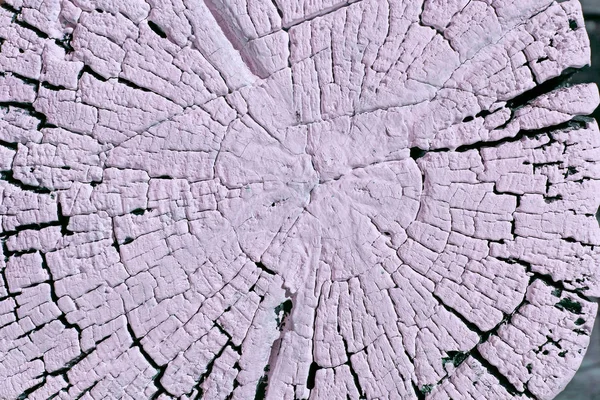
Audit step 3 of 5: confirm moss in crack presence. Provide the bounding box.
[254,364,270,400]
[275,299,293,330]
[554,297,583,314]
[441,351,469,368]
[419,384,434,395]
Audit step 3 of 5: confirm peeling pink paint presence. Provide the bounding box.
[0,0,599,399]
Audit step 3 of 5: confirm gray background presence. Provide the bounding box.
[555,1,600,399]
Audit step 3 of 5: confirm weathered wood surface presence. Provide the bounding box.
[0,0,599,399]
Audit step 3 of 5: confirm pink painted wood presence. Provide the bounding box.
[0,0,598,399]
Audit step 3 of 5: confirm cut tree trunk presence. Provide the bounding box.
[0,0,598,399]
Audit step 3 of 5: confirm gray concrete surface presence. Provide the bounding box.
[582,0,600,16]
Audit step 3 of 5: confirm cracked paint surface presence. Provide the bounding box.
[0,0,599,399]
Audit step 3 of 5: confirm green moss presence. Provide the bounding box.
[554,297,582,314]
[274,299,293,330]
[254,364,270,400]
[420,384,434,395]
[442,351,469,368]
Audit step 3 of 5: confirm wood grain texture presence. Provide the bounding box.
[0,0,598,399]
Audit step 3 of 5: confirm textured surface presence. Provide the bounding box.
[0,0,599,399]
[555,5,600,399]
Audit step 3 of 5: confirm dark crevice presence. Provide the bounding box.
[339,336,365,399]
[111,237,121,252]
[117,77,154,94]
[34,351,88,379]
[255,261,276,275]
[531,161,562,172]
[8,11,49,40]
[0,138,18,150]
[4,248,37,260]
[0,219,65,241]
[498,256,592,300]
[274,299,293,330]
[57,203,73,236]
[0,2,19,14]
[406,117,589,165]
[78,65,108,82]
[10,252,99,395]
[125,322,174,399]
[191,342,231,400]
[0,170,52,193]
[10,72,40,89]
[55,33,74,54]
[0,101,54,130]
[544,194,563,204]
[306,362,319,390]
[410,147,426,160]
[431,292,485,339]
[0,241,14,296]
[430,275,535,393]
[564,166,578,178]
[252,296,295,399]
[74,381,99,400]
[536,56,550,64]
[130,208,148,216]
[569,19,578,30]
[40,252,83,334]
[441,351,469,368]
[254,364,270,400]
[282,1,359,29]
[469,348,535,398]
[225,363,242,400]
[533,336,563,355]
[41,81,68,92]
[147,21,167,39]
[476,109,492,119]
[271,0,284,19]
[413,382,429,400]
[506,67,585,110]
[455,118,588,153]
[414,382,433,399]
[555,297,583,314]
[16,380,46,400]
